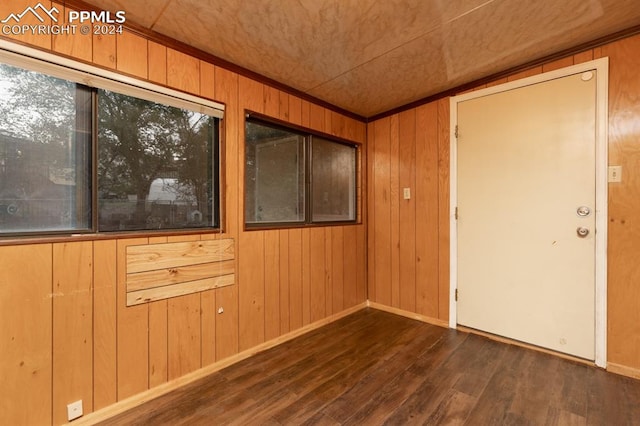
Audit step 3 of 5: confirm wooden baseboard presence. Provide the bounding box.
[607,362,640,380]
[68,302,367,426]
[367,301,449,328]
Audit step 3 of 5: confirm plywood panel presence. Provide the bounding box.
[301,228,312,326]
[146,237,168,390]
[264,230,281,341]
[279,230,291,334]
[117,237,149,400]
[263,85,280,116]
[309,227,327,322]
[415,102,440,318]
[367,122,376,301]
[343,225,358,308]
[52,241,93,425]
[214,67,239,237]
[332,226,345,313]
[0,244,52,425]
[389,114,401,308]
[279,91,290,121]
[507,66,542,82]
[437,98,451,321]
[126,239,234,273]
[168,292,202,379]
[288,228,303,330]
[356,223,368,303]
[324,228,333,315]
[148,41,167,84]
[93,32,117,69]
[216,284,239,360]
[573,50,594,65]
[93,239,117,410]
[52,5,92,61]
[289,96,303,126]
[116,30,148,78]
[398,109,417,313]
[200,286,217,366]
[0,0,52,49]
[373,117,392,306]
[542,56,574,72]
[238,231,265,350]
[166,235,202,380]
[200,61,215,100]
[601,35,640,370]
[167,48,200,94]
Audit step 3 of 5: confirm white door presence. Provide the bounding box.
[455,70,598,360]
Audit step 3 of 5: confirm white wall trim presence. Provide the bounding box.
[0,39,225,118]
[449,58,609,367]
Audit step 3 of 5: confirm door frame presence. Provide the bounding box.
[449,58,609,367]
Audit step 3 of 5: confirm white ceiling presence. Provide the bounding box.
[81,0,640,117]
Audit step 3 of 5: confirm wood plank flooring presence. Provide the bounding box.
[100,308,640,425]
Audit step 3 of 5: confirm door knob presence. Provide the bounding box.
[576,206,591,217]
[576,227,589,238]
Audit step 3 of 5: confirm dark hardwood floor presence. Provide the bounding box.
[101,308,640,425]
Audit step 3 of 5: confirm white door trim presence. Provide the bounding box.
[449,58,609,367]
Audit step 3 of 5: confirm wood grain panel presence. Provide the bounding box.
[93,239,117,410]
[0,244,52,425]
[128,274,234,306]
[601,35,640,370]
[301,228,312,326]
[507,66,542,82]
[324,228,333,315]
[542,56,574,73]
[332,226,345,314]
[148,41,167,84]
[199,61,215,100]
[573,50,594,65]
[263,85,280,116]
[356,223,368,303]
[366,122,376,301]
[52,5,92,61]
[288,228,303,330]
[373,117,392,306]
[126,239,234,273]
[279,230,291,334]
[389,114,401,308]
[167,235,202,380]
[127,260,235,292]
[93,32,117,69]
[167,48,200,95]
[398,109,417,313]
[264,230,281,341]
[343,225,358,308]
[116,30,148,78]
[200,285,217,366]
[289,96,303,126]
[215,66,239,237]
[117,238,149,400]
[147,237,168,389]
[415,102,439,318]
[238,230,265,350]
[0,0,52,49]
[52,241,93,425]
[216,284,239,360]
[279,91,290,121]
[310,227,326,322]
[437,98,450,320]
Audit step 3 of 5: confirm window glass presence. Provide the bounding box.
[245,121,305,224]
[98,89,218,231]
[0,63,91,234]
[311,137,356,222]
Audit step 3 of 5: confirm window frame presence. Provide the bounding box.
[0,42,225,239]
[244,111,359,230]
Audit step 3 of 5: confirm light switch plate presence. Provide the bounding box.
[403,187,411,200]
[608,165,622,183]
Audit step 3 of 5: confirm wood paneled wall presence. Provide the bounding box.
[0,3,366,424]
[367,34,640,373]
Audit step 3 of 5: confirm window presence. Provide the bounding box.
[0,50,223,236]
[245,116,357,227]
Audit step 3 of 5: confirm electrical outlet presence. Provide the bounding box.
[67,400,83,421]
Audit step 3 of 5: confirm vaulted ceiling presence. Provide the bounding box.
[81,0,640,117]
